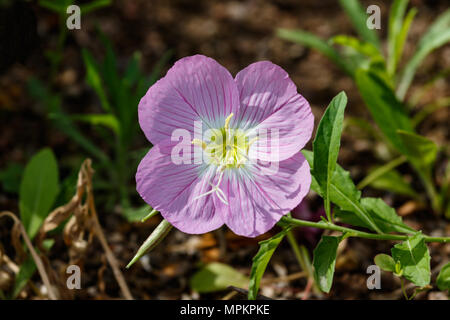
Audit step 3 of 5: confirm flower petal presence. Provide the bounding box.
[234,61,314,161]
[138,55,240,145]
[136,139,224,234]
[213,152,311,237]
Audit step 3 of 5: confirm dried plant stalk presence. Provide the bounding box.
[0,211,58,299]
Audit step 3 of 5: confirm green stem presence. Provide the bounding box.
[420,172,441,214]
[280,216,450,243]
[286,230,319,293]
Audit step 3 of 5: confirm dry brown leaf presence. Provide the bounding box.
[36,159,133,300]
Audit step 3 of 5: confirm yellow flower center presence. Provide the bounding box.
[192,113,256,170]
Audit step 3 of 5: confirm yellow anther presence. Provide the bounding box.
[191,138,206,150]
[224,113,234,131]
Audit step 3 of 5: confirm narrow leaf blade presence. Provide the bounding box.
[277,29,354,75]
[338,0,381,49]
[248,229,289,300]
[313,91,347,220]
[313,235,340,293]
[355,68,414,154]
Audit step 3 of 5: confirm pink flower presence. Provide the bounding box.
[136,55,313,237]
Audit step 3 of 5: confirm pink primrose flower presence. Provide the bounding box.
[136,55,313,237]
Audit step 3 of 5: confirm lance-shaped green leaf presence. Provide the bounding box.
[11,257,36,299]
[361,198,416,234]
[355,68,414,154]
[397,131,440,212]
[391,233,431,287]
[276,29,353,75]
[190,263,249,293]
[331,35,383,62]
[126,219,173,268]
[375,254,396,272]
[397,9,450,99]
[248,228,290,300]
[397,130,437,177]
[387,0,408,75]
[367,169,418,198]
[303,150,382,234]
[80,0,111,14]
[335,198,416,234]
[338,0,381,49]
[82,49,112,113]
[71,113,120,135]
[313,92,347,221]
[436,262,450,291]
[313,235,340,293]
[357,155,417,198]
[19,148,59,239]
[389,4,417,76]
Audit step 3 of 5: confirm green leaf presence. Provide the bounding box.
[98,31,120,101]
[367,169,418,198]
[313,235,340,293]
[360,198,416,234]
[391,233,431,287]
[0,163,23,194]
[11,257,36,299]
[331,35,383,61]
[190,263,249,293]
[355,68,414,154]
[390,8,417,76]
[10,239,54,298]
[123,52,142,88]
[397,130,437,176]
[387,0,409,75]
[126,219,173,268]
[357,156,406,190]
[248,229,289,300]
[396,131,441,212]
[395,8,416,63]
[38,0,69,13]
[277,29,353,75]
[122,205,152,222]
[71,113,120,135]
[82,49,112,113]
[338,0,381,49]
[375,254,396,272]
[335,200,415,234]
[303,150,382,233]
[19,148,59,239]
[436,262,450,291]
[397,9,450,99]
[80,0,111,14]
[313,92,347,221]
[412,96,450,127]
